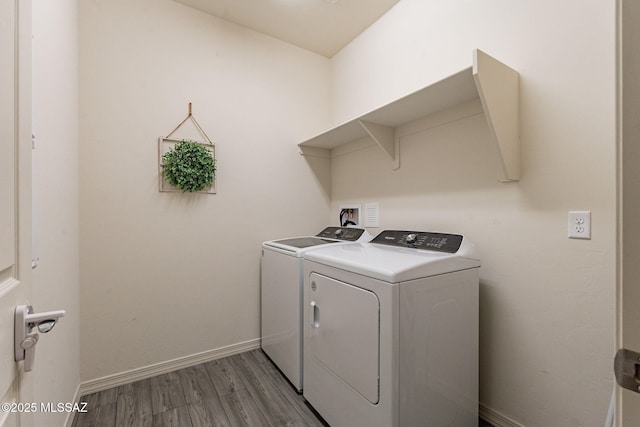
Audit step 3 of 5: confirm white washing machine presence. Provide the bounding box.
[303,230,481,427]
[261,226,372,392]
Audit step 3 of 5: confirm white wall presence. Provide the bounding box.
[330,1,616,426]
[620,0,640,423]
[76,1,617,425]
[32,0,80,425]
[78,0,331,381]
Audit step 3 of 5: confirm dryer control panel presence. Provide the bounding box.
[316,227,366,241]
[371,230,463,253]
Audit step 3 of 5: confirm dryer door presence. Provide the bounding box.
[308,273,380,403]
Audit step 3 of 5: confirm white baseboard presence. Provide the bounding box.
[76,342,522,427]
[480,402,526,427]
[78,338,261,397]
[64,383,82,427]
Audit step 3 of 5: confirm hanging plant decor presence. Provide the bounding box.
[158,103,217,194]
[161,140,216,192]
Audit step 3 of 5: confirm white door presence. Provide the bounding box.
[617,0,640,425]
[0,0,33,426]
[307,273,380,403]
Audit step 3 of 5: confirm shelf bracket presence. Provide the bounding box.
[473,49,520,182]
[358,120,399,169]
[298,145,331,158]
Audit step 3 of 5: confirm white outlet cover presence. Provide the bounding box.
[568,211,591,239]
[364,202,380,227]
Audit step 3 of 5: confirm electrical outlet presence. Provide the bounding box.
[568,211,591,239]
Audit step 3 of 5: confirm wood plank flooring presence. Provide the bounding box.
[73,348,494,426]
[72,349,327,427]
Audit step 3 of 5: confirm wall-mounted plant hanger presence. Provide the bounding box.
[158,102,217,194]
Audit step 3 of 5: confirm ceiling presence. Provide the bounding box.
[174,0,401,58]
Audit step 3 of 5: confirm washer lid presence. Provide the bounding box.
[304,237,480,283]
[263,237,339,256]
[270,237,337,249]
[262,227,373,256]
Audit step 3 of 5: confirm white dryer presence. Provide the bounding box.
[261,227,372,392]
[303,230,481,427]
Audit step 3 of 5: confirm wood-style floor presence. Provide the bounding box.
[73,348,494,427]
[72,349,326,427]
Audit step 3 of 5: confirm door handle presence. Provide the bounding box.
[15,305,65,372]
[311,301,320,328]
[20,333,39,372]
[614,348,640,393]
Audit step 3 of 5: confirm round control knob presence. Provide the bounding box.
[406,233,418,244]
[334,229,343,237]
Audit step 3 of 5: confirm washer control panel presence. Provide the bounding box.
[371,230,463,253]
[316,227,366,241]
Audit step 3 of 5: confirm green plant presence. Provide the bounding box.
[162,140,215,192]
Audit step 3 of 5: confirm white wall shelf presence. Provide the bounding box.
[298,49,520,182]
